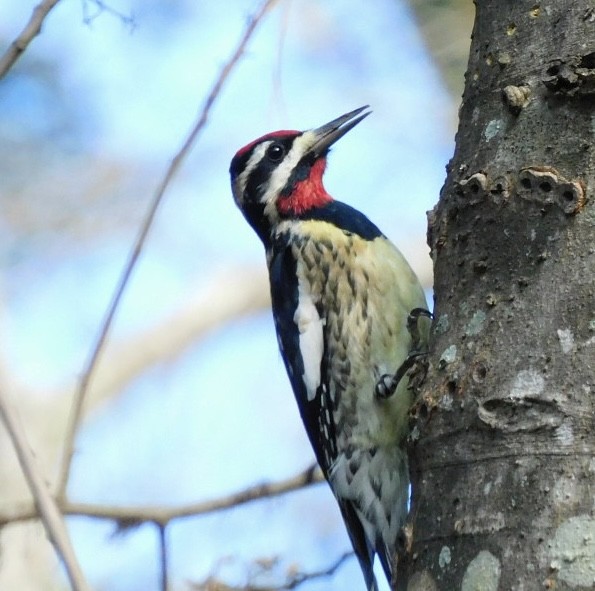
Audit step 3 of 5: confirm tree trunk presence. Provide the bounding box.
[397,1,595,589]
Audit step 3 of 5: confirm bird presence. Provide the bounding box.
[229,106,429,591]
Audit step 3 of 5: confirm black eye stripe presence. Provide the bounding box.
[245,162,271,202]
[231,135,299,204]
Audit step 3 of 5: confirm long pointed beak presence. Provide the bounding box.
[309,106,371,157]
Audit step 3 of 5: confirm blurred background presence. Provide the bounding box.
[0,1,472,589]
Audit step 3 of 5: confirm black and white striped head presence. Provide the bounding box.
[229,106,370,243]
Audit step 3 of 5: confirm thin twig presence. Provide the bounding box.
[2,464,322,528]
[281,551,353,590]
[56,0,281,500]
[158,524,168,591]
[191,551,353,590]
[0,0,62,79]
[49,267,269,412]
[0,389,91,591]
[82,0,135,29]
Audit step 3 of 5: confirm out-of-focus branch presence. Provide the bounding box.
[61,267,270,411]
[191,551,353,590]
[0,267,269,478]
[0,0,62,79]
[0,464,323,528]
[56,0,281,500]
[407,0,473,104]
[82,0,135,28]
[0,389,91,591]
[158,525,168,591]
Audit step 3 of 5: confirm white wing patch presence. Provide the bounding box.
[294,277,324,402]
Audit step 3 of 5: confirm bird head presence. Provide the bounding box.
[229,106,370,243]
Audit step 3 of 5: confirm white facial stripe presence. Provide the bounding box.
[234,141,270,203]
[261,131,317,216]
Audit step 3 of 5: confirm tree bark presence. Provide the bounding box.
[398,1,595,589]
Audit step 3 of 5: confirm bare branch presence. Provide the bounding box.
[0,268,269,471]
[158,525,168,591]
[0,464,323,528]
[56,0,282,500]
[82,0,135,29]
[191,551,353,590]
[63,267,269,411]
[0,389,91,591]
[0,0,62,80]
[280,552,352,590]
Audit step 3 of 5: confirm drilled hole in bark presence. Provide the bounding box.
[473,364,488,382]
[539,181,552,192]
[579,51,595,69]
[473,260,488,274]
[447,380,457,396]
[562,190,575,202]
[521,177,532,189]
[546,64,559,76]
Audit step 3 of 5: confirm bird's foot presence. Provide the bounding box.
[375,352,427,399]
[375,308,433,400]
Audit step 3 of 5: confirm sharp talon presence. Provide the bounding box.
[408,307,433,320]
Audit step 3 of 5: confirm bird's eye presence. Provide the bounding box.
[267,142,285,162]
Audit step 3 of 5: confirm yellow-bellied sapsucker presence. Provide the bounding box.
[229,107,429,591]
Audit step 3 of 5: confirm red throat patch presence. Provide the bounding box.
[277,158,333,216]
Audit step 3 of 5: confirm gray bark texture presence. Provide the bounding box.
[397,2,595,590]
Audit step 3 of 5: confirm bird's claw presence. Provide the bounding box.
[374,308,433,400]
[375,353,426,399]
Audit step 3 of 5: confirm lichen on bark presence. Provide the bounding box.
[397,2,595,589]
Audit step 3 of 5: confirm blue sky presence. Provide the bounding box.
[0,1,453,589]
